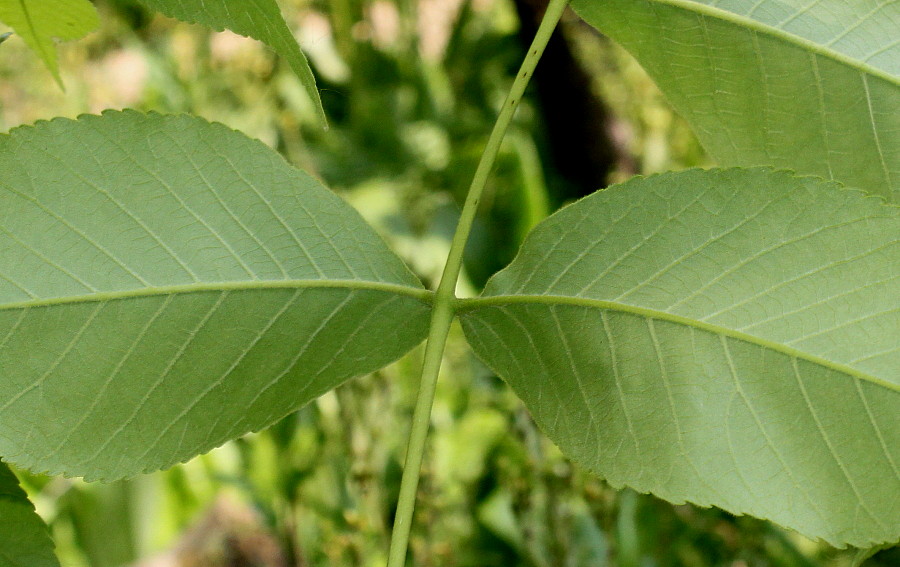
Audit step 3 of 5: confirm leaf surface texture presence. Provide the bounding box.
[0,0,98,85]
[134,0,326,126]
[0,463,59,567]
[0,111,430,481]
[460,168,900,547]
[572,0,900,202]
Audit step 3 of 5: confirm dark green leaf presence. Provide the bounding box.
[0,462,59,567]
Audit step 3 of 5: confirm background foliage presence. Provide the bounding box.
[0,0,896,565]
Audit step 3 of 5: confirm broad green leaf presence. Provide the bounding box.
[572,0,900,203]
[0,0,98,87]
[0,462,59,567]
[134,0,327,128]
[0,111,430,481]
[459,168,900,547]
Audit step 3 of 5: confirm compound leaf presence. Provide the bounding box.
[0,111,430,481]
[0,462,59,567]
[460,168,900,547]
[572,0,900,203]
[134,0,327,127]
[0,0,98,87]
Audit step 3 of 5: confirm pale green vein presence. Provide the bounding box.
[50,295,177,455]
[599,311,641,460]
[24,132,203,282]
[0,280,434,312]
[77,292,232,469]
[0,178,150,287]
[861,71,894,187]
[635,0,899,85]
[720,336,830,524]
[241,292,360,427]
[80,121,257,279]
[458,294,898,392]
[648,319,715,495]
[136,290,303,465]
[159,128,288,278]
[550,308,601,462]
[0,302,105,413]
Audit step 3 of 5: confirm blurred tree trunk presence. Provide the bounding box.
[513,0,627,200]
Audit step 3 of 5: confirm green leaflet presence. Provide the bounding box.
[0,463,59,567]
[0,111,431,481]
[0,0,98,87]
[572,0,900,203]
[134,0,327,127]
[459,168,900,548]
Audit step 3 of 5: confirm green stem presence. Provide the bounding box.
[385,1,570,565]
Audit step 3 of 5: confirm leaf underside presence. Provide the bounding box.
[460,168,900,548]
[572,0,900,203]
[0,111,430,481]
[0,0,98,85]
[134,0,327,127]
[0,463,59,567]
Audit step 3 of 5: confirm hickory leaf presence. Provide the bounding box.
[134,0,327,127]
[459,168,900,548]
[0,0,98,87]
[572,0,900,202]
[0,111,430,482]
[0,463,59,567]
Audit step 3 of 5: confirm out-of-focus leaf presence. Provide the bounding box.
[0,0,98,86]
[851,543,895,567]
[134,0,327,127]
[573,0,900,202]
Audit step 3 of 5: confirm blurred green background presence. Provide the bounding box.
[1,1,896,566]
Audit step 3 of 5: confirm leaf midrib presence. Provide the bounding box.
[633,0,899,85]
[458,294,899,393]
[15,0,53,66]
[0,280,433,311]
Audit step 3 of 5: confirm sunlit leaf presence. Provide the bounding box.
[461,168,900,547]
[0,111,430,481]
[0,0,98,86]
[135,0,327,127]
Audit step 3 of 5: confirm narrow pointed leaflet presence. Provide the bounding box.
[134,0,328,127]
[459,168,899,548]
[0,111,430,481]
[573,0,900,203]
[0,0,98,87]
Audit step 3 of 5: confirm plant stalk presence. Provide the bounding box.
[386,1,570,565]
